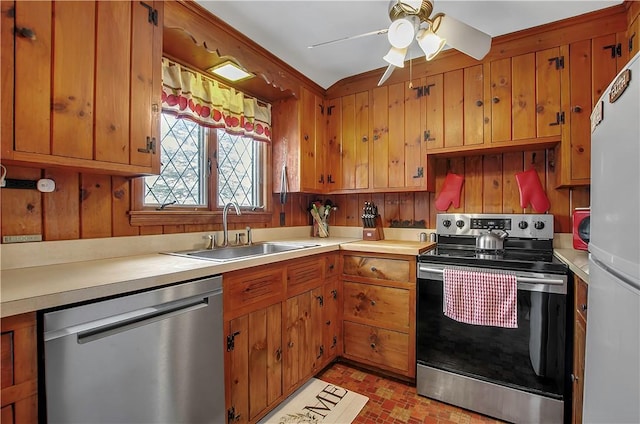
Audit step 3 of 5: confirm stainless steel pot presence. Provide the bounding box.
[476,228,508,251]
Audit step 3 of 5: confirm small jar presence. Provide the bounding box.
[419,232,427,242]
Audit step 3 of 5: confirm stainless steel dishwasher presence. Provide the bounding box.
[43,275,224,423]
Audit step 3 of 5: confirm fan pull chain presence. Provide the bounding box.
[408,57,413,88]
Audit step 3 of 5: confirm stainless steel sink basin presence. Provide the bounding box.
[167,242,320,262]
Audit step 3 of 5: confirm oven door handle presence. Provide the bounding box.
[417,266,565,286]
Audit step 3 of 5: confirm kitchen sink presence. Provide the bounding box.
[167,242,320,262]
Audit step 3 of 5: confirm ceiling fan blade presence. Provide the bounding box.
[436,14,491,61]
[308,28,388,49]
[378,64,396,86]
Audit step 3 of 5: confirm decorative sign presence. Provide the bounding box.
[609,69,631,103]
[591,100,603,133]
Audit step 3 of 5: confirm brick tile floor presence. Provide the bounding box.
[317,362,504,424]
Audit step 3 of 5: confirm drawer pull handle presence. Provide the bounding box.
[370,266,377,272]
[331,289,337,299]
[370,343,376,349]
[326,320,331,326]
[581,304,587,312]
[370,300,376,306]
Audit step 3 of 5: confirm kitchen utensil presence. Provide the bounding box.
[435,173,464,211]
[476,228,508,251]
[311,207,329,237]
[515,167,550,213]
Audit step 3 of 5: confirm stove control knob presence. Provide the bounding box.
[443,219,452,228]
[518,221,528,229]
[456,220,465,228]
[534,221,545,230]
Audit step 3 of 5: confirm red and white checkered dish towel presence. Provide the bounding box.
[443,268,518,328]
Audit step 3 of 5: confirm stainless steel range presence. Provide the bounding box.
[416,213,570,424]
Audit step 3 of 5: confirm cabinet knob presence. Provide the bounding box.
[581,304,588,312]
[328,264,335,270]
[476,100,483,107]
[370,300,376,306]
[572,105,583,113]
[326,320,331,326]
[370,266,377,272]
[492,97,500,104]
[275,348,282,361]
[15,27,36,40]
[362,136,368,142]
[571,374,579,383]
[370,343,376,349]
[304,134,309,141]
[288,341,294,348]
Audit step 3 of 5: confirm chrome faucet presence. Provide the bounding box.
[222,202,241,247]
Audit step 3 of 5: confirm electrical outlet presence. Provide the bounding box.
[3,234,43,243]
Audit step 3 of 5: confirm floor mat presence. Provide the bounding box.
[258,378,368,424]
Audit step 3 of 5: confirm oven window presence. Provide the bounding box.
[416,279,566,398]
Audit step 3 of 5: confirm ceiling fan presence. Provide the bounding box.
[309,0,492,86]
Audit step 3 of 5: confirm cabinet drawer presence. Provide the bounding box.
[575,276,588,322]
[224,267,285,319]
[342,255,410,282]
[287,257,323,296]
[343,282,410,329]
[324,253,339,278]
[343,321,409,373]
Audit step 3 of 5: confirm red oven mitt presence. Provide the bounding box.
[515,168,551,213]
[435,173,464,211]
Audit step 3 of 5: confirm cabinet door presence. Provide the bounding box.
[536,47,562,137]
[592,34,621,104]
[572,277,588,424]
[227,304,282,424]
[326,97,342,189]
[405,77,425,188]
[340,92,370,190]
[323,279,341,364]
[512,53,536,140]
[299,87,324,192]
[490,58,512,142]
[424,74,444,149]
[443,69,464,148]
[343,321,409,373]
[629,15,640,59]
[464,65,485,146]
[8,0,161,175]
[1,313,38,423]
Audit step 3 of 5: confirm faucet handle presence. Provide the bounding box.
[206,234,217,250]
[246,226,252,245]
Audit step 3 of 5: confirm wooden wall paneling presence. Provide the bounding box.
[345,194,360,227]
[536,47,562,137]
[511,53,536,140]
[432,158,448,213]
[546,150,570,232]
[502,152,525,213]
[482,155,503,213]
[592,33,619,104]
[571,187,591,210]
[384,193,399,227]
[111,177,139,237]
[443,69,464,148]
[355,91,370,190]
[326,97,343,190]
[464,156,483,213]
[43,169,80,240]
[424,74,444,150]
[404,78,424,188]
[463,65,484,146]
[372,86,389,189]
[413,191,430,229]
[139,226,163,235]
[340,94,356,190]
[51,1,95,159]
[95,1,131,164]
[398,192,415,227]
[330,195,347,226]
[428,192,437,229]
[449,158,465,214]
[0,167,42,238]
[523,150,546,214]
[490,58,512,142]
[80,174,112,238]
[568,39,593,181]
[387,82,404,188]
[184,224,217,232]
[163,225,185,234]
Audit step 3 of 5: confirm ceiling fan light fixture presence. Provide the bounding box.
[417,26,446,61]
[383,46,407,68]
[387,16,419,48]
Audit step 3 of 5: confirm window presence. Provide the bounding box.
[144,113,266,210]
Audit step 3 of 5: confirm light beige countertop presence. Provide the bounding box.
[554,248,589,283]
[0,227,435,318]
[339,239,436,255]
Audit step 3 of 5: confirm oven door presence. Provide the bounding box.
[416,264,568,414]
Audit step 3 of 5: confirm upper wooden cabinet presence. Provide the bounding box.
[1,0,163,176]
[272,86,326,193]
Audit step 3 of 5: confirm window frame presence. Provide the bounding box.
[130,123,273,227]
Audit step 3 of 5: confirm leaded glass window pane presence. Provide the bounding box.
[217,129,264,208]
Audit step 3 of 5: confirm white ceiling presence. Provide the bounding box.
[196,1,623,89]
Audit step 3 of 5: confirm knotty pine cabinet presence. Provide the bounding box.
[224,253,340,424]
[272,86,326,193]
[341,252,416,378]
[1,313,38,424]
[572,276,588,424]
[1,0,163,176]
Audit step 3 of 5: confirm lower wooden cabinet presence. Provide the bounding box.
[1,312,38,424]
[341,252,416,378]
[572,276,588,424]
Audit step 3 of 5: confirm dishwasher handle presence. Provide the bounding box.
[45,288,222,344]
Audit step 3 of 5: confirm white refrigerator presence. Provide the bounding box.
[585,52,640,423]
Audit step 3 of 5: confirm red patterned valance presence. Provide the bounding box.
[161,58,271,142]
